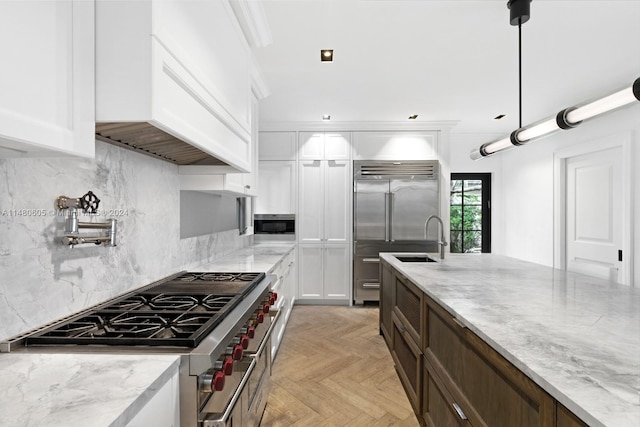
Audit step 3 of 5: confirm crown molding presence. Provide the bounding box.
[229,0,272,48]
[258,121,460,132]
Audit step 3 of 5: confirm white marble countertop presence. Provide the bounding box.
[0,242,294,427]
[380,253,640,427]
[0,353,180,427]
[194,241,295,273]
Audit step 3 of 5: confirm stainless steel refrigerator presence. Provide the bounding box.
[353,160,440,304]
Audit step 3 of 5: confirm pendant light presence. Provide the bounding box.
[470,1,640,160]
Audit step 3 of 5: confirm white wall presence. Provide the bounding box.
[0,141,251,342]
[451,106,639,285]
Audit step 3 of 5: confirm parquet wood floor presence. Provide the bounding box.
[261,305,420,427]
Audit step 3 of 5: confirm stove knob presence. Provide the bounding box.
[222,358,234,375]
[214,357,234,376]
[263,303,270,313]
[232,344,243,360]
[213,371,225,391]
[200,369,225,393]
[256,311,264,323]
[247,325,256,338]
[239,334,250,349]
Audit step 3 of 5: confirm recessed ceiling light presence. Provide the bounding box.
[322,114,331,121]
[408,114,418,120]
[321,49,334,62]
[494,114,506,120]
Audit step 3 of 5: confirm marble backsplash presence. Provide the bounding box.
[0,141,251,342]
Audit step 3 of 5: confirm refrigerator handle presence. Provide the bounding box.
[384,192,390,242]
[388,192,394,242]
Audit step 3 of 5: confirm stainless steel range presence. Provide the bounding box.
[1,271,279,427]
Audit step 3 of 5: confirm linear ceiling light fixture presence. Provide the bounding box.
[470,0,640,160]
[471,77,640,160]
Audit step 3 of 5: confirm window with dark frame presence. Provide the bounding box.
[450,173,491,253]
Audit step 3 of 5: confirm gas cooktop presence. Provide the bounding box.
[24,271,266,348]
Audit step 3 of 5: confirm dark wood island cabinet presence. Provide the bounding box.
[380,258,590,427]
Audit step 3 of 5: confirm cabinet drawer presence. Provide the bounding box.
[423,356,471,427]
[391,311,422,415]
[425,297,555,427]
[393,273,422,344]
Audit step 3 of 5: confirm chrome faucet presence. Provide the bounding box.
[424,214,447,260]
[56,191,118,248]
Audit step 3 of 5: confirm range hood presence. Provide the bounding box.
[95,122,228,167]
[93,0,271,173]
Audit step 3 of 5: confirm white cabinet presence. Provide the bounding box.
[255,161,296,214]
[352,131,438,160]
[298,132,351,160]
[260,132,297,160]
[298,159,350,244]
[270,248,296,360]
[126,369,179,427]
[0,0,94,158]
[298,244,350,300]
[297,132,351,302]
[96,0,256,172]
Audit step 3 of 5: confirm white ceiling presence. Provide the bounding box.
[253,0,640,134]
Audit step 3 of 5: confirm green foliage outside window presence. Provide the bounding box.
[450,180,483,253]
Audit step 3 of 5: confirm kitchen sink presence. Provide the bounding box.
[394,255,438,263]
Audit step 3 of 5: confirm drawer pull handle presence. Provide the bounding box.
[362,283,380,289]
[452,402,468,420]
[363,258,380,263]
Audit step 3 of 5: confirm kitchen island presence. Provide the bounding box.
[0,241,295,427]
[379,253,639,427]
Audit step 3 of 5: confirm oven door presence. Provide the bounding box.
[200,309,280,427]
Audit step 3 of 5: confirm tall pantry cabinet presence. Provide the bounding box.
[297,132,352,302]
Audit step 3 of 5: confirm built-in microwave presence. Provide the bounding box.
[254,214,295,234]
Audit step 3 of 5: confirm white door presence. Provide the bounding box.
[324,160,351,243]
[298,160,324,243]
[298,245,323,299]
[324,244,350,299]
[566,147,624,283]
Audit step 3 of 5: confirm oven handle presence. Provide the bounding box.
[256,308,282,357]
[201,309,282,427]
[203,357,258,427]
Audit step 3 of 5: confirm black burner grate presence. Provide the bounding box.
[24,272,266,348]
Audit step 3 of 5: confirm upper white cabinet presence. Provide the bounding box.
[298,159,351,244]
[0,0,95,158]
[352,131,438,160]
[298,132,351,160]
[96,0,265,173]
[255,161,296,214]
[260,132,297,160]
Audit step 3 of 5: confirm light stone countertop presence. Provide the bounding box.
[0,242,294,427]
[0,353,180,427]
[380,252,640,427]
[194,241,295,273]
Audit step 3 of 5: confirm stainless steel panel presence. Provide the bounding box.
[353,241,437,304]
[354,179,389,241]
[390,179,440,241]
